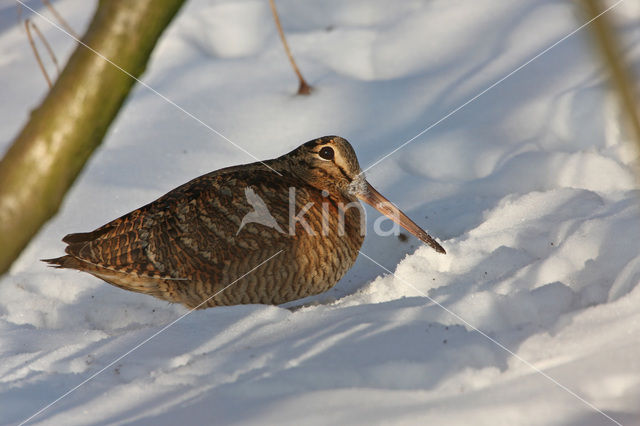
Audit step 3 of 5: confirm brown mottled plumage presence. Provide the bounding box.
[44,136,445,309]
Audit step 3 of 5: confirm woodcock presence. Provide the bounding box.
[45,136,445,309]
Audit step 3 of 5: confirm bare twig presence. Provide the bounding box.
[582,0,640,165]
[269,0,312,95]
[42,0,79,39]
[30,20,60,74]
[24,18,53,88]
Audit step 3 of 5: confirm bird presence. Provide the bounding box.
[44,136,445,309]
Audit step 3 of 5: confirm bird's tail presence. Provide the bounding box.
[41,255,83,269]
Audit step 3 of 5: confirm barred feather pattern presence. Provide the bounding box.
[45,137,366,309]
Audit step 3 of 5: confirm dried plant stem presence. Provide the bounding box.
[582,0,640,151]
[30,20,60,74]
[24,19,53,88]
[42,0,79,39]
[269,0,312,95]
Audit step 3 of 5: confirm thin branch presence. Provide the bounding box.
[30,20,60,75]
[42,0,79,39]
[582,0,640,155]
[269,0,312,95]
[24,18,52,88]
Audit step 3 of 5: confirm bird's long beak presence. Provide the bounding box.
[356,181,446,254]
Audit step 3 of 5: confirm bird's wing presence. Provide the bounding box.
[63,167,294,282]
[63,199,181,279]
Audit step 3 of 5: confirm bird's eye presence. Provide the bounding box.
[319,146,334,160]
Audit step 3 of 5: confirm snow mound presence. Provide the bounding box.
[1,0,640,425]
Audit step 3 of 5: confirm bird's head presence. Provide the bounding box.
[285,136,445,254]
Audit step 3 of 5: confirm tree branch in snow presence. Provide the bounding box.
[269,0,312,95]
[0,0,186,275]
[582,0,640,160]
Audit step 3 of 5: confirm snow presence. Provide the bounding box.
[1,0,640,424]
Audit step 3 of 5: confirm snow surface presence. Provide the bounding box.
[1,0,640,424]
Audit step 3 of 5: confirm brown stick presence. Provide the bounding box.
[582,0,640,157]
[24,18,52,88]
[269,0,312,95]
[42,0,79,39]
[30,20,61,74]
